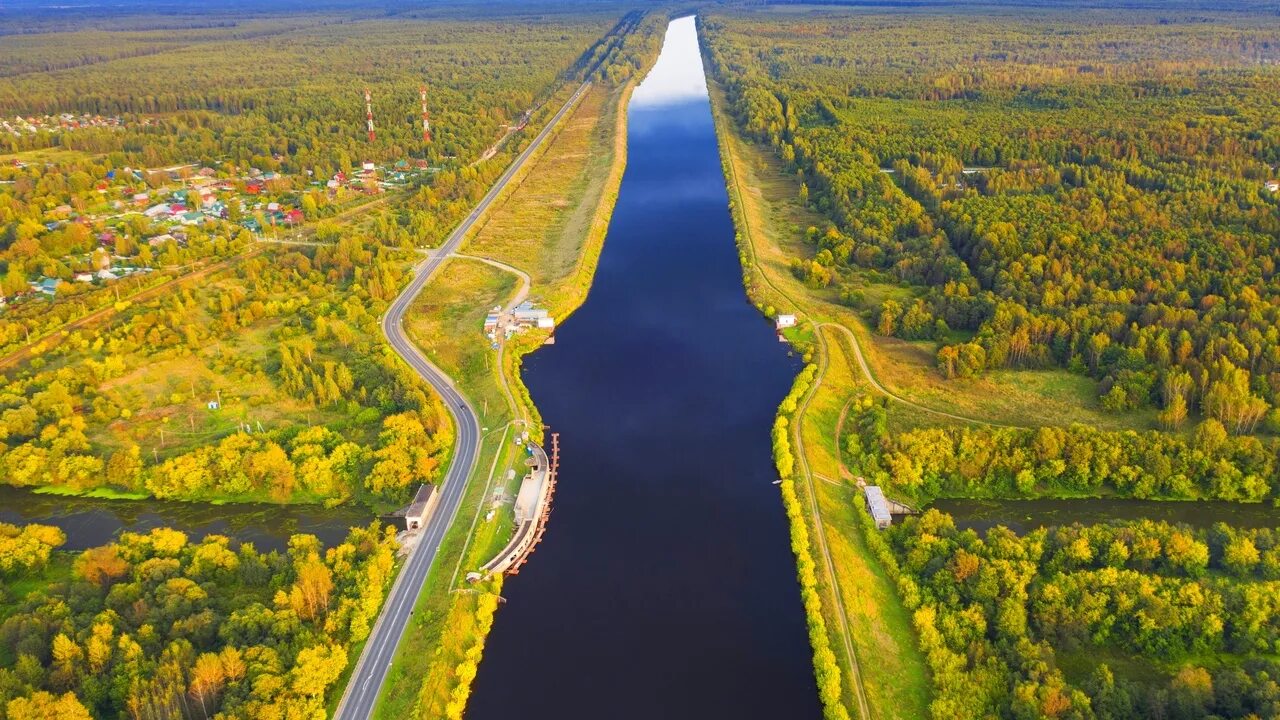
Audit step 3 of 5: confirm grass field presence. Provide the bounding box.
[467,81,625,321]
[801,326,932,719]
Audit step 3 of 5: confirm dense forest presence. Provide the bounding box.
[0,522,397,718]
[0,18,610,167]
[869,507,1280,719]
[842,397,1278,504]
[703,10,1280,432]
[707,9,1280,719]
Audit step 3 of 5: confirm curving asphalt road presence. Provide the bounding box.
[333,79,592,720]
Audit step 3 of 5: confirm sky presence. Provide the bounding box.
[630,16,708,109]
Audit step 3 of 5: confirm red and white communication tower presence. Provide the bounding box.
[419,85,432,144]
[364,88,375,142]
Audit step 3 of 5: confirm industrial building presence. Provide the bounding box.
[513,301,550,325]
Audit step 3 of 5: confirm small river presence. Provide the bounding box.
[934,497,1280,535]
[0,485,370,553]
[467,17,822,720]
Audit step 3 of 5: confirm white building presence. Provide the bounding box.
[864,486,893,529]
[776,314,797,330]
[512,301,549,325]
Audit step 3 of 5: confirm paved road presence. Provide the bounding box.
[333,79,592,720]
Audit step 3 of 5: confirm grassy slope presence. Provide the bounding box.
[374,75,639,720]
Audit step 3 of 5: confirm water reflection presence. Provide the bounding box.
[0,485,372,553]
[933,497,1280,535]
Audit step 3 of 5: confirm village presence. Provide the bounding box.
[1,154,435,307]
[2,112,137,137]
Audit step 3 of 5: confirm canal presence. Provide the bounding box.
[467,16,822,720]
[0,485,370,553]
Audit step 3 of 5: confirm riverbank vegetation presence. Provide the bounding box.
[704,6,1280,719]
[0,522,397,719]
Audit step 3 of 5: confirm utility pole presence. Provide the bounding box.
[365,88,376,143]
[420,85,432,145]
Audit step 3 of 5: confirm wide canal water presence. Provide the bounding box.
[467,17,822,720]
[0,485,370,553]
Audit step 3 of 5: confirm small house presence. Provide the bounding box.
[863,485,893,529]
[32,278,60,296]
[143,203,171,219]
[384,484,439,532]
[536,317,556,330]
[1266,180,1280,193]
[74,273,93,283]
[776,314,797,330]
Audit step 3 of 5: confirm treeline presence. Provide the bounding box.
[700,11,1280,431]
[0,523,397,719]
[0,237,452,504]
[842,395,1279,502]
[871,510,1280,719]
[0,523,64,577]
[772,363,852,720]
[0,18,613,169]
[575,11,666,86]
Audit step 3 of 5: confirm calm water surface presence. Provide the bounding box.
[0,485,371,553]
[468,17,821,720]
[935,497,1280,535]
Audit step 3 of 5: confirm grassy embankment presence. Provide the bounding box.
[372,59,647,720]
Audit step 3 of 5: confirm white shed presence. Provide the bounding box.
[864,486,893,529]
[776,314,797,330]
